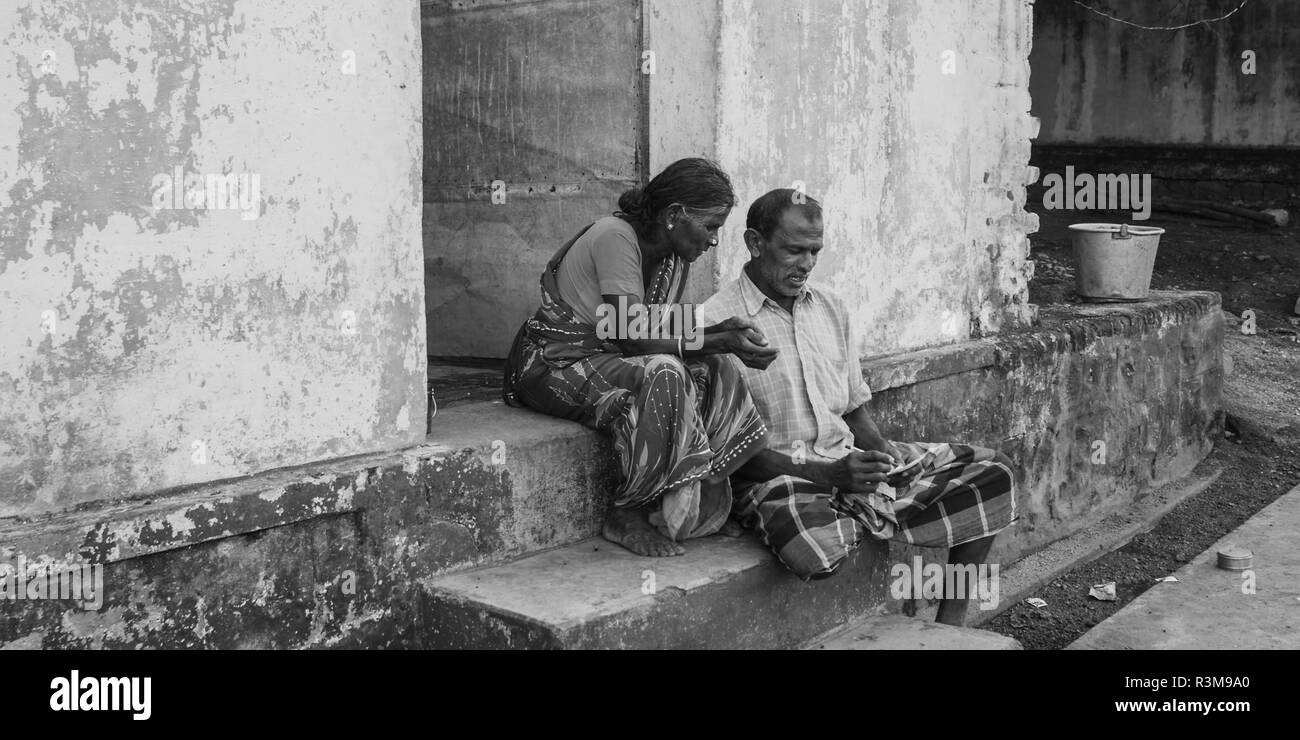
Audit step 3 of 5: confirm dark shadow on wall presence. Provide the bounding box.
[1028,0,1300,204]
[421,0,646,360]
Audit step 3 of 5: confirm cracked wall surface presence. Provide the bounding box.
[712,0,1039,356]
[0,0,426,516]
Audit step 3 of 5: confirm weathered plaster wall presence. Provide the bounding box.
[1031,0,1300,146]
[644,0,724,308]
[713,0,1039,356]
[0,1,426,516]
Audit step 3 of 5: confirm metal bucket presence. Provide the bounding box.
[1068,222,1165,302]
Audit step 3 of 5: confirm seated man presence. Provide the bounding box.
[699,189,1017,626]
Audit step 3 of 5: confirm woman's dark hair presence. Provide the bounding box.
[617,157,736,224]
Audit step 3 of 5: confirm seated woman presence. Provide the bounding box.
[503,158,777,557]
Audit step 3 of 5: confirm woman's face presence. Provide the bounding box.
[668,207,731,263]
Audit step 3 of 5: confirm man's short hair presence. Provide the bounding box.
[746,188,823,239]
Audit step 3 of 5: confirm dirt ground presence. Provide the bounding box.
[985,202,1300,649]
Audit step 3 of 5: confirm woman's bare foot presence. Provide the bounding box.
[718,518,745,537]
[602,506,685,557]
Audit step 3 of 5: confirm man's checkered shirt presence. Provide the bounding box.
[699,268,872,463]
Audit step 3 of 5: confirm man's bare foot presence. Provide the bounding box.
[718,518,745,537]
[602,506,685,557]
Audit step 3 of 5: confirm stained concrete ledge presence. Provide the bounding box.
[860,291,1221,392]
[806,614,1022,650]
[421,535,890,650]
[869,290,1223,569]
[1067,483,1300,650]
[863,339,998,392]
[0,403,614,649]
[0,403,612,573]
[1016,290,1221,366]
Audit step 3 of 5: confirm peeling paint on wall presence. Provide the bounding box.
[713,0,1038,356]
[0,1,426,516]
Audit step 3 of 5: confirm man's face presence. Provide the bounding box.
[746,208,824,298]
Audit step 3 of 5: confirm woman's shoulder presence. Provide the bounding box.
[582,215,639,244]
[573,216,640,259]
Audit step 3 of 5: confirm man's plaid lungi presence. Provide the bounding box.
[732,441,1017,580]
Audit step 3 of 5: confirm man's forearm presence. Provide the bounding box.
[735,448,829,485]
[844,405,892,456]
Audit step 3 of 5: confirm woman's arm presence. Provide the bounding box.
[598,293,778,369]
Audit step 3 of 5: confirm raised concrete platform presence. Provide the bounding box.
[422,535,890,649]
[0,291,1223,649]
[806,614,1022,650]
[1068,483,1300,650]
[869,290,1223,568]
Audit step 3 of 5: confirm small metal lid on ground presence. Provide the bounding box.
[1216,545,1253,571]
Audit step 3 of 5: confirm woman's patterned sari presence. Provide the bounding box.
[503,221,768,541]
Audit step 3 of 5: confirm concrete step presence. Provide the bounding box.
[0,400,614,578]
[420,533,891,649]
[805,614,1022,650]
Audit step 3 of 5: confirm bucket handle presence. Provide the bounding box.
[1111,223,1132,240]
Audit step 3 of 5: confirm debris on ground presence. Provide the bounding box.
[1088,582,1117,601]
[1026,598,1048,609]
[1216,546,1254,571]
[1155,199,1288,227]
[1262,208,1290,227]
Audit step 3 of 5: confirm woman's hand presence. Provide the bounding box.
[711,316,768,346]
[732,334,778,369]
[712,316,778,369]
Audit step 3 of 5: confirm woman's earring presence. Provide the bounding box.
[667,224,674,230]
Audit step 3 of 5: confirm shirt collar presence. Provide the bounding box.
[738,264,814,316]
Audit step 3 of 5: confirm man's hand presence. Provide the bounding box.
[825,450,893,493]
[883,441,903,466]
